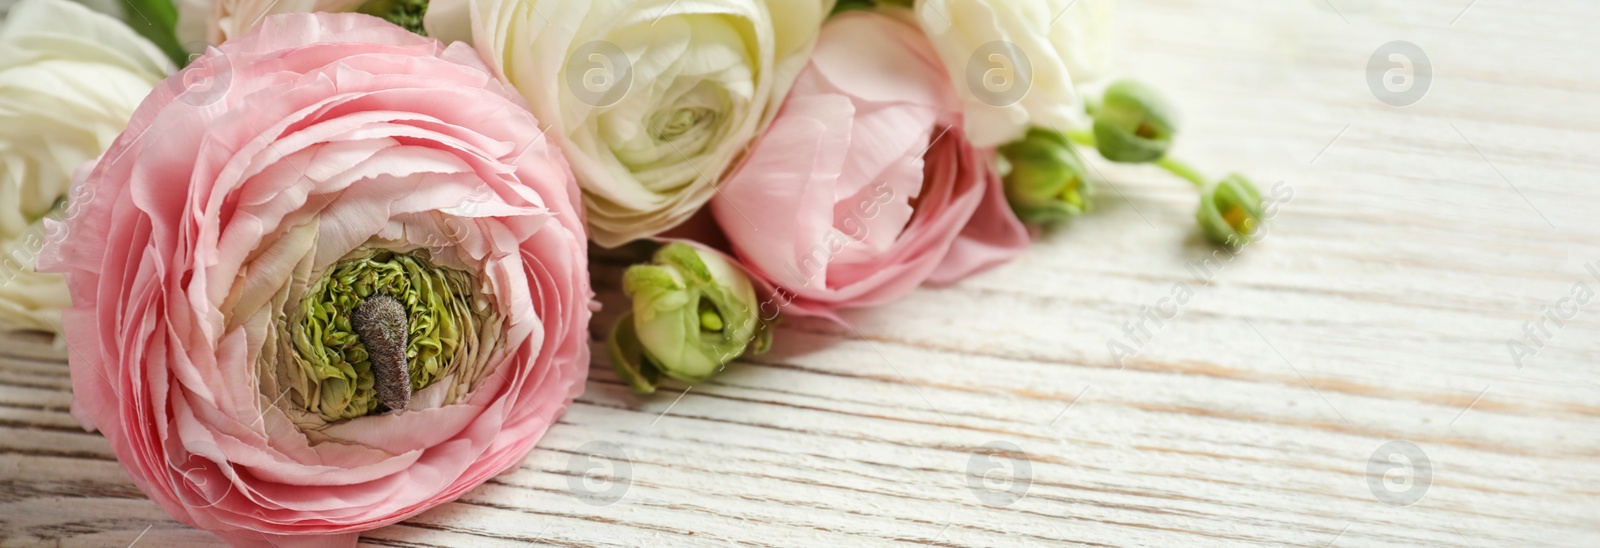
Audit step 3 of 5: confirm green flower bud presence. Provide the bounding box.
[1091,80,1177,163]
[999,128,1093,223]
[1197,174,1265,250]
[608,243,765,394]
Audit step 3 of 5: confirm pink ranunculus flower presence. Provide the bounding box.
[710,9,1029,324]
[39,14,591,547]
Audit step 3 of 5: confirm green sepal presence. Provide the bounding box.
[752,316,776,355]
[655,242,714,285]
[607,312,661,395]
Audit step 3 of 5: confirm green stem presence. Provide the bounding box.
[1156,156,1209,188]
[1066,125,1209,189]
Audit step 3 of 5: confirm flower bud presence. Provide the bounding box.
[1091,80,1177,163]
[1197,174,1265,249]
[608,243,765,394]
[999,128,1093,223]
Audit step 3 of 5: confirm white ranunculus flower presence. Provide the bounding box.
[426,0,832,247]
[0,0,171,334]
[916,0,1115,147]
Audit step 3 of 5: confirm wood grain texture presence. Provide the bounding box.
[3,0,1599,546]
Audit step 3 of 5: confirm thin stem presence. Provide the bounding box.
[1156,156,1209,188]
[1067,125,1209,189]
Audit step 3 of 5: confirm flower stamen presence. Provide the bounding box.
[698,300,725,332]
[351,294,411,412]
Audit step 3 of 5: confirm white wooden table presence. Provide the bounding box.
[4,0,1599,545]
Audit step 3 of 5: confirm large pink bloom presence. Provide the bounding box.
[39,14,590,547]
[711,9,1029,323]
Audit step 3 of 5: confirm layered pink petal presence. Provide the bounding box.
[710,10,1027,323]
[39,14,591,546]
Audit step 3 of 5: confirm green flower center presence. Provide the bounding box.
[649,107,717,142]
[288,250,481,421]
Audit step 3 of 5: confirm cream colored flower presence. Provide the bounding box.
[0,0,172,334]
[426,0,832,246]
[916,0,1115,147]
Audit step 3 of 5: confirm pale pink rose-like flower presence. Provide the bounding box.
[711,9,1029,324]
[40,14,591,547]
